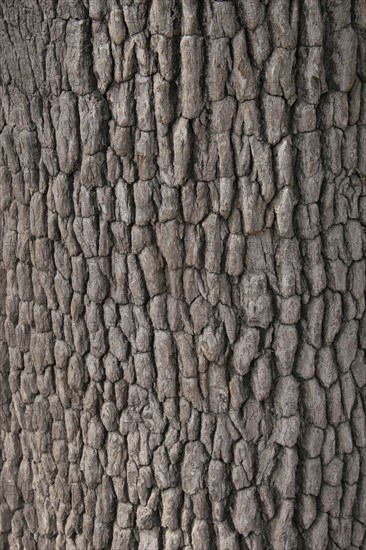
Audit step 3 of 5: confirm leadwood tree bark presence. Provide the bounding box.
[0,0,365,548]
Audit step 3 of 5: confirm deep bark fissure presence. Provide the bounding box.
[0,0,366,549]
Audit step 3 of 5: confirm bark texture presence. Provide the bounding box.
[0,1,366,549]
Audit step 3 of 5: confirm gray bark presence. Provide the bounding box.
[0,0,366,549]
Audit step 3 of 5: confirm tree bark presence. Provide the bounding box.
[0,0,365,549]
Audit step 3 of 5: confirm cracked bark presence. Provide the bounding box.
[0,0,366,549]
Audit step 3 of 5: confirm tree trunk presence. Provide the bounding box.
[0,0,365,549]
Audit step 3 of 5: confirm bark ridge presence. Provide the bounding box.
[0,0,366,549]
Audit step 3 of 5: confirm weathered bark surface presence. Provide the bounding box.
[0,1,365,549]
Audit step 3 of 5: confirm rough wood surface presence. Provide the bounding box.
[0,1,365,549]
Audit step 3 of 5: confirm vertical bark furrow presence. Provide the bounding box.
[0,0,365,549]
